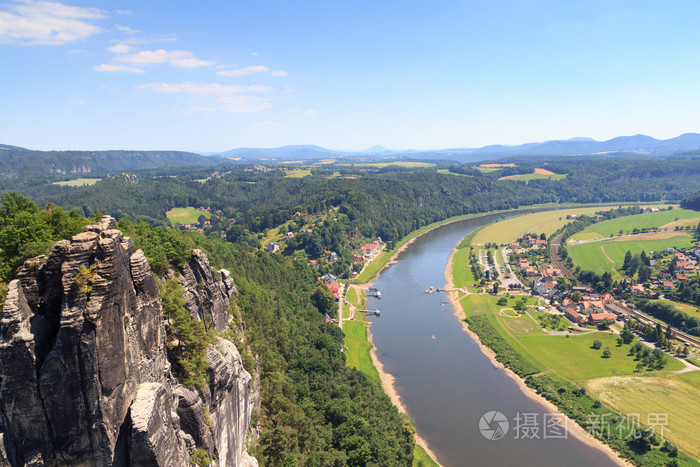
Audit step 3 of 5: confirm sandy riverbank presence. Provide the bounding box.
[367,327,443,465]
[443,246,629,466]
[357,223,464,465]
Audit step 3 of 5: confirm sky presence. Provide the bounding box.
[2,0,700,152]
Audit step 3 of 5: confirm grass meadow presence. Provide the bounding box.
[570,208,697,241]
[567,235,694,277]
[53,178,101,187]
[472,206,614,245]
[166,207,211,225]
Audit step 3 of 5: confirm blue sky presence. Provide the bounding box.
[2,0,700,152]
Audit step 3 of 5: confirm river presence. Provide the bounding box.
[365,212,619,466]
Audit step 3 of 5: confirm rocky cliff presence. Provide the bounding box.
[0,217,257,466]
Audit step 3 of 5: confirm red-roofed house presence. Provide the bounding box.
[630,284,645,295]
[361,242,379,256]
[565,308,585,324]
[588,312,616,325]
[663,281,674,290]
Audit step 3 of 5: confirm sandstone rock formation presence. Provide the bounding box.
[0,217,257,466]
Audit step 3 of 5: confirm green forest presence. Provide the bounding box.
[0,194,414,466]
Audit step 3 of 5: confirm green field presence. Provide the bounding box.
[661,299,700,316]
[52,178,101,187]
[498,173,567,182]
[284,169,312,178]
[675,371,700,391]
[521,332,683,380]
[166,207,211,225]
[570,208,696,241]
[343,319,380,384]
[436,168,471,176]
[587,375,700,459]
[343,161,436,169]
[567,235,694,277]
[472,206,614,245]
[451,248,479,292]
[460,293,683,381]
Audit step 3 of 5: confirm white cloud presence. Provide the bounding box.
[290,108,318,115]
[0,0,106,45]
[117,49,214,68]
[107,43,130,53]
[217,65,269,77]
[246,84,274,92]
[115,9,131,15]
[218,95,272,113]
[138,81,274,113]
[93,63,144,73]
[271,70,287,77]
[116,25,139,34]
[251,51,258,56]
[138,82,244,96]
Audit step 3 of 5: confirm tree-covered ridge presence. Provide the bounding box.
[681,190,700,211]
[0,196,415,465]
[0,147,225,178]
[117,219,416,465]
[0,192,89,281]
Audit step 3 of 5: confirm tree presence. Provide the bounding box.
[665,323,674,341]
[592,339,602,350]
[621,327,635,344]
[623,250,632,271]
[311,285,337,318]
[598,318,614,330]
[492,282,499,294]
[602,347,612,358]
[497,297,508,306]
[539,233,546,240]
[571,291,582,302]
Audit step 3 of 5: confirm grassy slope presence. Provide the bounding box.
[166,207,211,225]
[472,206,619,245]
[570,208,698,240]
[568,235,694,277]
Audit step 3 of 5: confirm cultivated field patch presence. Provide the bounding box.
[586,375,700,458]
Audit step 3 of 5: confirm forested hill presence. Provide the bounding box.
[681,190,700,211]
[0,146,226,177]
[0,195,415,465]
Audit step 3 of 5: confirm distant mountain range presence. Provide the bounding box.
[210,133,700,162]
[0,145,226,178]
[3,132,699,180]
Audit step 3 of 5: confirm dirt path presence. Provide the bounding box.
[600,245,615,264]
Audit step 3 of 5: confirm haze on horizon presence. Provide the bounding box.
[2,0,700,152]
